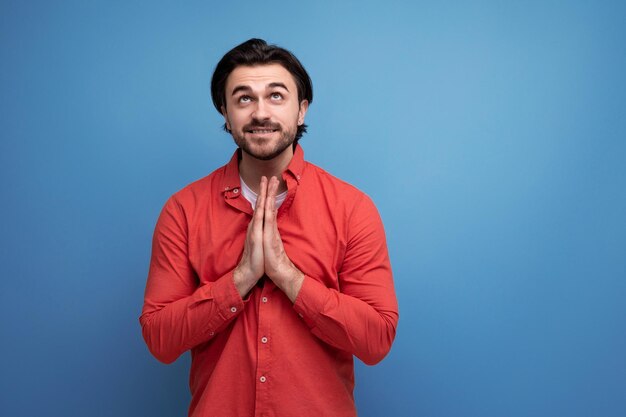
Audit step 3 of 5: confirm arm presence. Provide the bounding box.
[292,195,399,365]
[139,197,245,364]
[262,180,399,365]
[258,178,399,365]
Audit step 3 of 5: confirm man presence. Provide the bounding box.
[140,38,399,417]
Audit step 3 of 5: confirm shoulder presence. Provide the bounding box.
[301,161,386,246]
[302,160,377,213]
[166,164,228,210]
[304,161,363,195]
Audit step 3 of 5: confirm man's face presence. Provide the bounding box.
[221,64,308,161]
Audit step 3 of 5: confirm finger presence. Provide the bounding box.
[268,176,279,207]
[255,176,267,209]
[264,177,279,227]
[253,176,268,227]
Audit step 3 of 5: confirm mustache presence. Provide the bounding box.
[243,121,281,131]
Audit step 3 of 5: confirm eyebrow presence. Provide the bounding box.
[230,82,290,96]
[231,85,251,96]
[268,82,289,92]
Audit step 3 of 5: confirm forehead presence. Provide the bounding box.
[225,63,297,93]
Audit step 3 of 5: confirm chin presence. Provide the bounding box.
[242,145,291,161]
[234,132,296,161]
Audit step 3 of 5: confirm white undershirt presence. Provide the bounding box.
[240,176,288,210]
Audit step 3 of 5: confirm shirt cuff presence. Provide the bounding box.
[189,270,245,330]
[293,275,329,329]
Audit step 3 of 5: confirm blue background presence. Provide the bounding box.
[1,1,625,416]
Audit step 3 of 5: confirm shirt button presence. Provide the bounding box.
[261,337,268,344]
[259,376,267,383]
[233,188,239,194]
[209,331,215,336]
[230,307,237,313]
[262,297,268,303]
[298,313,303,318]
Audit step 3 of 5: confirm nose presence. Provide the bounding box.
[251,99,270,121]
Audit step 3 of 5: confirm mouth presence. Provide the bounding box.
[244,122,281,135]
[246,128,279,134]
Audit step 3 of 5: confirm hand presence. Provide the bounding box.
[233,176,268,296]
[233,176,304,301]
[262,177,304,302]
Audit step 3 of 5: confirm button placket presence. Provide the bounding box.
[257,287,271,394]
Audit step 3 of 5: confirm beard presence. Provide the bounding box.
[231,120,298,161]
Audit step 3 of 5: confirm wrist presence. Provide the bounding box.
[233,265,258,297]
[274,264,304,303]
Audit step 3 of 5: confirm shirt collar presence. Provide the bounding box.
[220,144,305,196]
[284,144,305,183]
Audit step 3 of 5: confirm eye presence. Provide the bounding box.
[238,95,252,103]
[270,92,283,100]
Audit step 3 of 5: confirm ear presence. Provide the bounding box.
[221,105,231,131]
[297,100,309,126]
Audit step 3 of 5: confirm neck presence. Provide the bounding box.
[239,147,294,194]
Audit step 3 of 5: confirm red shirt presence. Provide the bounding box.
[140,145,399,417]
